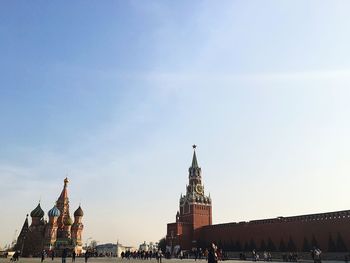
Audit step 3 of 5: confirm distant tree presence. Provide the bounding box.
[158,237,166,253]
[279,239,286,252]
[336,233,347,252]
[90,240,98,248]
[267,238,276,251]
[287,237,296,252]
[328,235,336,252]
[260,240,267,251]
[302,237,311,252]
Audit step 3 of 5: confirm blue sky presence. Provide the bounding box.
[1,1,350,248]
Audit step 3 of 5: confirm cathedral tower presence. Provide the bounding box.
[30,203,45,227]
[71,206,84,249]
[44,205,60,249]
[56,178,71,239]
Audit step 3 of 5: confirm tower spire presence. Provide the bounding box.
[191,144,199,168]
[56,177,71,231]
[58,178,69,200]
[189,144,202,180]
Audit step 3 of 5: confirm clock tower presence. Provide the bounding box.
[166,145,212,251]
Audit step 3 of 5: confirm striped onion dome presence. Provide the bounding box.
[74,206,84,217]
[30,203,45,218]
[48,205,61,217]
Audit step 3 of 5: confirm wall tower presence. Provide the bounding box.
[166,145,212,251]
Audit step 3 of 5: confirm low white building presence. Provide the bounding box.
[116,243,136,257]
[139,241,159,252]
[95,243,117,256]
[95,242,136,257]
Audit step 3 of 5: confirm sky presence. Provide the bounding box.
[1,0,350,248]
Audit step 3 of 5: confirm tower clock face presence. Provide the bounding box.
[195,184,203,194]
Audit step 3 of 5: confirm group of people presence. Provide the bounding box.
[37,249,90,263]
[189,247,224,261]
[121,250,163,263]
[252,250,273,261]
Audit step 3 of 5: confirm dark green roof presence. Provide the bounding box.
[191,150,199,168]
[30,203,45,218]
[74,206,84,217]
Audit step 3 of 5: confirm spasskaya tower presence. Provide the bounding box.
[166,145,212,252]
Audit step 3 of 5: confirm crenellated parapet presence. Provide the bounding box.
[201,209,350,230]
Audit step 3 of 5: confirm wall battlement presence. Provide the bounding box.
[202,209,350,229]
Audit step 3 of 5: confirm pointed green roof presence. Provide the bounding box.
[191,150,199,168]
[190,145,199,168]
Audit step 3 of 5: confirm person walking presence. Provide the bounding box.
[62,248,67,263]
[157,250,162,263]
[84,251,89,263]
[41,250,46,262]
[51,250,55,261]
[72,251,76,262]
[208,243,218,263]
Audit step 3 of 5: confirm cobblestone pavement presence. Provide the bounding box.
[0,258,198,263]
[0,258,210,263]
[0,258,345,263]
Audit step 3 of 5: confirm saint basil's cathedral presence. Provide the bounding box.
[15,178,84,256]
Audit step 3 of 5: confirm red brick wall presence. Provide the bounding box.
[197,213,350,252]
[167,222,193,249]
[192,204,212,230]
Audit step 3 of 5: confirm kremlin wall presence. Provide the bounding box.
[167,146,350,254]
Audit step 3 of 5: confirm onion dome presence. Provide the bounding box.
[48,205,61,217]
[74,206,84,217]
[30,203,45,218]
[65,216,73,226]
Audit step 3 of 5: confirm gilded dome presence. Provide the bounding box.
[65,216,73,226]
[30,203,45,218]
[48,205,61,217]
[74,206,84,217]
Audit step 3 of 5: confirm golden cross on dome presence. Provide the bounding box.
[64,177,69,186]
